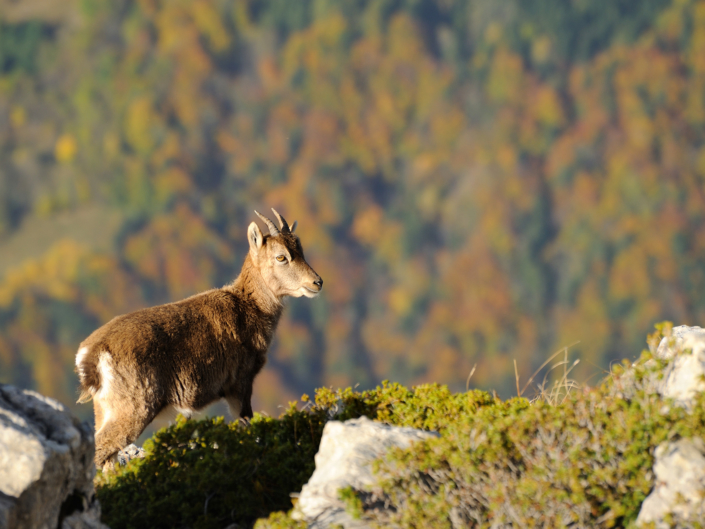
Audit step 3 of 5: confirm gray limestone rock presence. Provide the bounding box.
[612,325,705,407]
[637,438,705,528]
[632,325,705,527]
[0,384,108,529]
[292,416,438,529]
[654,325,705,409]
[117,444,145,466]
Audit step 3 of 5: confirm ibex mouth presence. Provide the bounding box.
[301,286,321,298]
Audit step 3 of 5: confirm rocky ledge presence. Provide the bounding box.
[0,384,107,529]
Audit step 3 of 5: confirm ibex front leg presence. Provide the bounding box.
[225,382,253,424]
[240,386,253,419]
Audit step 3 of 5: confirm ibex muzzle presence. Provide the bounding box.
[75,210,321,469]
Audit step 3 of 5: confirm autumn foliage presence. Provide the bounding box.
[0,0,701,415]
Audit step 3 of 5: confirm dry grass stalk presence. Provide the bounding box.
[466,364,477,392]
[514,343,582,405]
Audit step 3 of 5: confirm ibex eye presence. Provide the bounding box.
[276,255,287,262]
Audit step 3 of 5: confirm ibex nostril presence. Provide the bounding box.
[313,278,323,289]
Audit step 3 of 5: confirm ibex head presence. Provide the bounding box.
[248,209,323,299]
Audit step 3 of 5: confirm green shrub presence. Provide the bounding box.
[97,382,500,529]
[337,327,705,528]
[365,390,705,527]
[100,324,705,529]
[253,511,308,529]
[96,406,326,529]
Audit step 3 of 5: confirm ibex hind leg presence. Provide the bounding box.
[94,398,154,470]
[93,398,105,432]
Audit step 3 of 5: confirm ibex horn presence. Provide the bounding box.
[271,208,290,233]
[254,210,280,236]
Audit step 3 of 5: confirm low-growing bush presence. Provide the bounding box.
[363,387,705,527]
[100,324,705,528]
[322,326,705,528]
[96,382,500,529]
[257,324,705,528]
[96,407,325,529]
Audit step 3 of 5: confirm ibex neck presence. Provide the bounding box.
[229,254,283,317]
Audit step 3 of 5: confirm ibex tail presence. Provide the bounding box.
[75,345,102,403]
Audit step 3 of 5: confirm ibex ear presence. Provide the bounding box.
[247,222,263,252]
[291,221,297,233]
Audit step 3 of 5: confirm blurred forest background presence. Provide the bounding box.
[0,0,703,420]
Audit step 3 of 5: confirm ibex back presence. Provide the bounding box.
[75,210,322,469]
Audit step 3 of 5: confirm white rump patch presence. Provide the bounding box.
[95,352,114,400]
[96,406,112,435]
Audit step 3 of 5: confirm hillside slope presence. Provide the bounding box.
[1,0,703,415]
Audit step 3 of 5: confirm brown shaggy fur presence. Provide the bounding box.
[75,211,322,468]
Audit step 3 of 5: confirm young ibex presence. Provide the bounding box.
[75,210,322,469]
